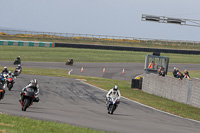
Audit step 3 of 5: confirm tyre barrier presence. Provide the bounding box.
[55,43,200,55]
[0,40,54,47]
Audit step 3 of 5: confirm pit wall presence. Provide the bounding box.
[142,73,200,108]
[0,40,54,47]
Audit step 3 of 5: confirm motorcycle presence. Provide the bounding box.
[0,84,5,100]
[13,59,21,65]
[65,59,74,66]
[6,76,14,91]
[14,67,22,77]
[20,87,35,111]
[107,97,120,114]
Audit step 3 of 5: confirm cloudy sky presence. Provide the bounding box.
[1,0,200,41]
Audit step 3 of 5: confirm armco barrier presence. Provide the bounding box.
[55,43,200,55]
[142,73,200,108]
[0,40,54,47]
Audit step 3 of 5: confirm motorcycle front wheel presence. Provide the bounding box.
[7,84,13,91]
[22,99,30,111]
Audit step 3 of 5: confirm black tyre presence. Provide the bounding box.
[7,84,13,91]
[22,99,30,111]
[14,72,18,76]
[108,104,114,114]
[0,92,2,100]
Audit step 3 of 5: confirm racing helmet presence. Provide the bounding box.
[30,79,37,87]
[18,64,21,67]
[8,71,12,76]
[4,66,7,70]
[113,85,118,91]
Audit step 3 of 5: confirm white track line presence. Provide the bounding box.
[80,80,200,124]
[68,69,73,75]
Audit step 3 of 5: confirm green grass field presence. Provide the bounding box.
[0,114,107,133]
[1,46,200,64]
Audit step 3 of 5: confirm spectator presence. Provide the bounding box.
[184,69,190,79]
[148,61,155,69]
[161,69,165,77]
[158,67,165,77]
[175,68,179,78]
[177,71,184,80]
[173,67,177,77]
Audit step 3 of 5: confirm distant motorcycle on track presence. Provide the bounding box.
[6,76,15,91]
[65,59,74,66]
[14,67,22,77]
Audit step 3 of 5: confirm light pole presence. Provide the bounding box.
[141,14,200,27]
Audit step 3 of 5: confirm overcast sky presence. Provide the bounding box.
[1,0,200,41]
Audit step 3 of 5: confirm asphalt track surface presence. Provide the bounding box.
[1,61,200,81]
[0,61,200,133]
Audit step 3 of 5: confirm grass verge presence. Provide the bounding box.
[0,114,107,133]
[1,46,200,64]
[1,67,200,122]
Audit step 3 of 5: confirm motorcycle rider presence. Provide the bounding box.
[16,64,21,69]
[17,56,20,60]
[7,71,15,78]
[2,66,8,74]
[20,79,40,102]
[15,64,22,72]
[16,56,21,62]
[0,74,5,99]
[14,56,21,65]
[106,85,121,109]
[7,71,15,84]
[0,74,6,85]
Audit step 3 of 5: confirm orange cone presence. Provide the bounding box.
[122,68,125,74]
[103,67,105,73]
[81,67,83,72]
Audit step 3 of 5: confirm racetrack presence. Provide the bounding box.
[1,74,200,133]
[1,61,200,81]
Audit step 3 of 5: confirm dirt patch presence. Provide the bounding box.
[0,123,14,127]
[0,130,7,133]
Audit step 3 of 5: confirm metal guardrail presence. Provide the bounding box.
[0,29,200,46]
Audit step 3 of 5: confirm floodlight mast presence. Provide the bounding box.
[142,14,200,27]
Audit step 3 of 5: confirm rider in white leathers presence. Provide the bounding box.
[20,79,40,102]
[106,85,121,104]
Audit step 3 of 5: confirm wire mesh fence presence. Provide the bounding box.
[0,29,200,47]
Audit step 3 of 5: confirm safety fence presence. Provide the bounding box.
[55,43,200,54]
[0,40,54,47]
[142,73,200,108]
[1,29,200,47]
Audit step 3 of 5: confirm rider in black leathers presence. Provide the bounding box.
[2,66,8,74]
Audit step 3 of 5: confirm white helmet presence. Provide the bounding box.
[113,85,118,91]
[30,79,37,87]
[4,66,7,69]
[8,71,12,75]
